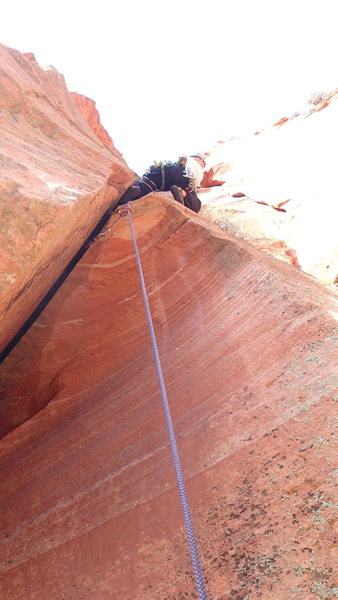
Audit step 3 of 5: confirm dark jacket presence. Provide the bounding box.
[144,161,194,192]
[143,161,201,212]
[118,161,201,213]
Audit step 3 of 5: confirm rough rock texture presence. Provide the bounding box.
[0,44,136,353]
[70,92,115,150]
[1,196,337,599]
[199,188,299,267]
[200,90,338,287]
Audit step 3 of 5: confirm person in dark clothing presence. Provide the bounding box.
[118,153,206,213]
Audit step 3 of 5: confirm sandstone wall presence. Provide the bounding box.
[0,44,136,353]
[0,197,337,599]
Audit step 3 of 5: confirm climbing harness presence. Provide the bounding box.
[119,204,209,600]
[140,175,157,193]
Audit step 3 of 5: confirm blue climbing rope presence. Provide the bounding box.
[120,204,209,600]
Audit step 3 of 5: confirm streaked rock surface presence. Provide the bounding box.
[1,196,337,599]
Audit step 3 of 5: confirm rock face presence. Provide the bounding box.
[1,196,337,599]
[70,92,116,150]
[0,44,136,353]
[1,45,338,600]
[201,90,338,287]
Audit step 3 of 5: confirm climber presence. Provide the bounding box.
[117,153,206,213]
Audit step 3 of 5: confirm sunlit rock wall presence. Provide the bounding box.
[201,90,338,287]
[0,44,136,352]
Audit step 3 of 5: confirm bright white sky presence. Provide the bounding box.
[2,0,338,173]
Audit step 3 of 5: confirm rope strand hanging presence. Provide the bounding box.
[119,204,209,600]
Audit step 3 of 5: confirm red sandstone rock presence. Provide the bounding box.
[0,44,338,600]
[0,43,136,353]
[315,100,329,111]
[273,116,289,126]
[0,196,337,599]
[200,162,227,187]
[71,92,116,150]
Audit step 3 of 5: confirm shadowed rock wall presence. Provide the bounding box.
[0,197,337,599]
